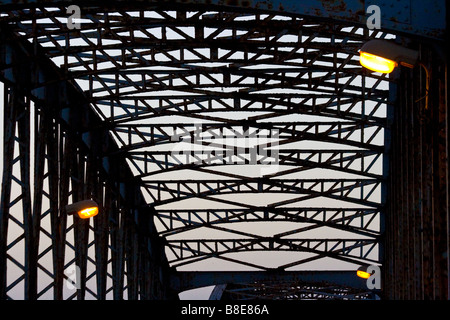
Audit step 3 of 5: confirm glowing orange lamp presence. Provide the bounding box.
[356,265,372,279]
[77,206,99,219]
[66,200,99,219]
[356,270,371,279]
[360,51,397,74]
[359,39,418,74]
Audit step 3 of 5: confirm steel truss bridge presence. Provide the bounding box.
[0,0,448,300]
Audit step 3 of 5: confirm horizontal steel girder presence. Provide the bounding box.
[155,207,380,237]
[170,270,369,292]
[166,238,379,269]
[143,178,382,208]
[0,0,445,40]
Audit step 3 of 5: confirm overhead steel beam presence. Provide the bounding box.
[166,238,379,269]
[0,0,446,40]
[142,178,382,208]
[155,207,381,238]
[171,270,369,292]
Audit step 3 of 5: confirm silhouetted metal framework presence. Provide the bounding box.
[0,1,447,300]
[211,281,374,300]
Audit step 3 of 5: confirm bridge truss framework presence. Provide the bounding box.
[0,1,448,300]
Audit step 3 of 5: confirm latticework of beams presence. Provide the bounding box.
[0,84,160,300]
[1,2,394,299]
[220,281,373,300]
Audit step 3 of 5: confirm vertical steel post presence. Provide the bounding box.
[385,40,448,299]
[0,86,16,300]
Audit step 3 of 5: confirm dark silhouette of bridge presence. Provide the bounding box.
[0,0,448,300]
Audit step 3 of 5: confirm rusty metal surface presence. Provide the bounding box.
[0,0,446,40]
[383,41,449,300]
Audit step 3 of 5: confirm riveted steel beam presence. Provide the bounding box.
[171,270,368,292]
[0,0,446,40]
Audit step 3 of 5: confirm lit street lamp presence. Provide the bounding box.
[356,265,372,279]
[66,199,99,219]
[359,39,419,74]
[359,39,429,109]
